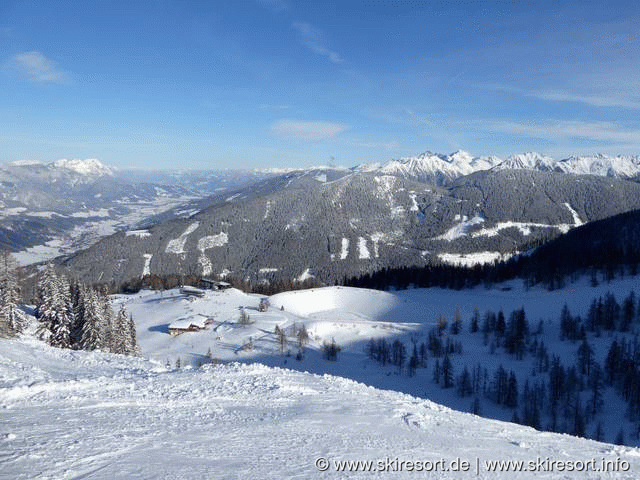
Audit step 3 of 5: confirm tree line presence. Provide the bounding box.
[0,254,137,356]
[36,263,138,355]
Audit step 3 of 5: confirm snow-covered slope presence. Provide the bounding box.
[357,150,502,184]
[2,334,639,479]
[493,152,557,172]
[358,151,640,183]
[557,154,640,177]
[51,158,113,176]
[61,168,640,285]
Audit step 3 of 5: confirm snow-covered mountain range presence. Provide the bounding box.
[5,150,640,275]
[357,151,640,184]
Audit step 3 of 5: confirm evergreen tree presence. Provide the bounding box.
[560,304,580,341]
[323,337,339,361]
[436,315,448,336]
[572,393,585,437]
[432,359,441,384]
[69,280,86,349]
[457,366,473,397]
[98,287,115,352]
[496,309,506,338]
[126,313,138,355]
[470,309,480,333]
[603,292,620,331]
[622,291,635,332]
[450,307,462,335]
[79,288,103,351]
[588,363,603,416]
[505,371,519,408]
[577,339,594,376]
[471,396,482,415]
[35,263,58,342]
[593,422,604,442]
[492,365,508,404]
[441,354,454,388]
[238,307,251,325]
[604,339,622,385]
[52,275,72,349]
[392,340,406,371]
[0,251,26,336]
[112,304,129,354]
[408,344,419,377]
[36,264,72,348]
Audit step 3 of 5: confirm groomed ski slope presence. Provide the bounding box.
[2,337,640,479]
[111,277,640,443]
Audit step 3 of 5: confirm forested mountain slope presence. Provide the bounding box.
[59,168,640,286]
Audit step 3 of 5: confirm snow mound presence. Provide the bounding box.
[270,286,399,318]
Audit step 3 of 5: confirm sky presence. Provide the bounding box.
[1,0,639,170]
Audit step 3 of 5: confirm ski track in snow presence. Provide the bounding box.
[196,234,227,276]
[434,215,485,241]
[564,202,584,226]
[340,238,349,260]
[358,237,370,259]
[142,254,152,277]
[2,335,640,479]
[438,251,514,267]
[166,222,199,254]
[471,221,573,238]
[5,278,640,478]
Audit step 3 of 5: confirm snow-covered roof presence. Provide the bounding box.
[168,316,208,330]
[180,286,206,296]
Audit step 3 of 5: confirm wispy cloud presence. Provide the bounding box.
[292,22,343,64]
[7,51,70,84]
[344,139,402,151]
[271,119,348,140]
[485,83,640,110]
[485,119,640,145]
[258,103,290,111]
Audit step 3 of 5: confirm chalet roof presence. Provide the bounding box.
[180,286,206,296]
[169,316,208,330]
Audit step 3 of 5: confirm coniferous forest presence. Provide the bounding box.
[0,255,137,356]
[357,289,640,444]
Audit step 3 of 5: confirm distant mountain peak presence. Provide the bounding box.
[52,158,113,176]
[355,149,640,184]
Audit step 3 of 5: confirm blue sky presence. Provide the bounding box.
[1,0,639,170]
